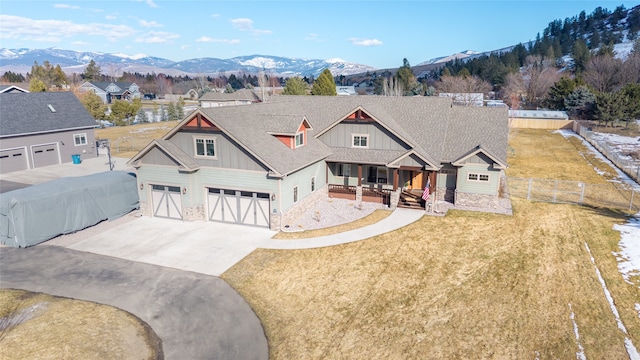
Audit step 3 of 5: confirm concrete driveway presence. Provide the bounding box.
[0,246,268,360]
[67,217,276,276]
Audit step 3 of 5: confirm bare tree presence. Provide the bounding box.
[583,54,623,93]
[523,55,560,108]
[501,72,525,109]
[436,75,491,105]
[257,71,268,102]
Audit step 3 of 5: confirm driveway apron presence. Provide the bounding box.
[0,246,268,360]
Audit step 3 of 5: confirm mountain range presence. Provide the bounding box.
[0,48,381,78]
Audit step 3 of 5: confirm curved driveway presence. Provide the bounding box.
[0,246,268,360]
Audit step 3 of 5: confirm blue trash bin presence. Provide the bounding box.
[71,154,81,164]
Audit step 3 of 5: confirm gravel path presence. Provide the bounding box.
[283,197,389,231]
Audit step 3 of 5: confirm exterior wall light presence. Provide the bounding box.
[140,183,144,190]
[271,193,276,201]
[182,187,187,194]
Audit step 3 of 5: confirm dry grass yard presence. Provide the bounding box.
[95,121,178,158]
[0,289,161,360]
[223,129,640,359]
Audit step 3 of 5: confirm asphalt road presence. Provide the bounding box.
[0,246,268,360]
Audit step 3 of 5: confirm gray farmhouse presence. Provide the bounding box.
[128,96,508,230]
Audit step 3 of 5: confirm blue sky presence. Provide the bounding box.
[1,0,639,69]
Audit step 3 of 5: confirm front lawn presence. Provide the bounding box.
[222,129,640,359]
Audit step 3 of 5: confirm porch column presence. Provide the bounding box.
[326,163,329,184]
[393,168,398,191]
[358,165,362,186]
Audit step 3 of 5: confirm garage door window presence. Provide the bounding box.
[74,133,87,146]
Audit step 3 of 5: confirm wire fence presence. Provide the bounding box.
[507,177,640,212]
[573,122,640,184]
[110,137,155,155]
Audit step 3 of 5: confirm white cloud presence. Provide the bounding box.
[230,17,272,35]
[196,36,240,44]
[0,15,134,43]
[132,0,158,8]
[135,31,179,44]
[54,4,80,9]
[71,40,88,46]
[305,33,322,42]
[105,14,117,20]
[211,13,221,18]
[349,38,383,47]
[139,19,162,28]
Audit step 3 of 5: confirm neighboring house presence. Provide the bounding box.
[163,88,199,102]
[439,92,484,106]
[0,92,97,174]
[128,96,508,230]
[79,81,141,103]
[0,85,29,93]
[337,86,357,96]
[199,88,261,108]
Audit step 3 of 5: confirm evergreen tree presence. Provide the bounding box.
[396,58,416,95]
[311,69,337,96]
[80,91,107,120]
[282,76,308,95]
[110,99,136,126]
[546,77,582,110]
[224,83,235,93]
[571,39,590,75]
[177,97,185,119]
[29,78,46,92]
[167,102,177,121]
[136,107,149,123]
[564,86,596,119]
[82,60,101,81]
[595,91,624,127]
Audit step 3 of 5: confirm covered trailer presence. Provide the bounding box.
[0,171,139,247]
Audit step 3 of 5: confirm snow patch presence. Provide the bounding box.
[613,215,640,286]
[584,242,640,359]
[112,52,149,60]
[568,304,586,360]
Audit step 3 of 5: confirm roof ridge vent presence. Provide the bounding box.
[47,104,56,113]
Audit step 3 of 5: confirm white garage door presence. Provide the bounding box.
[207,188,270,227]
[151,185,183,220]
[0,148,28,173]
[32,143,59,168]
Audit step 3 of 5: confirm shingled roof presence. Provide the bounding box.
[131,95,508,177]
[0,92,97,138]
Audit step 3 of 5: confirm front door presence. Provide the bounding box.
[407,171,423,190]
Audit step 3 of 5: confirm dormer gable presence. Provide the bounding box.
[345,108,374,122]
[270,117,312,150]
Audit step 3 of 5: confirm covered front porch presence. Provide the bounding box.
[325,162,437,209]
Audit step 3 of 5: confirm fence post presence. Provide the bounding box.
[579,183,585,205]
[553,180,558,203]
[527,178,532,200]
[631,189,635,211]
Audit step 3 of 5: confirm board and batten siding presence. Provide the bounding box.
[169,131,268,171]
[396,154,425,167]
[436,164,457,189]
[319,122,410,151]
[142,147,180,166]
[456,164,500,195]
[280,160,327,212]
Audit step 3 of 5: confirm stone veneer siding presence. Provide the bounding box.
[279,185,329,230]
[454,191,501,208]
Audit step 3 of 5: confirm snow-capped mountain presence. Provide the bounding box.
[0,48,377,77]
[416,50,482,66]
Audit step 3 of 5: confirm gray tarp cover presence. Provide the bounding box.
[0,171,139,248]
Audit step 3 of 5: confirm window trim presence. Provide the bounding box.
[467,173,489,182]
[351,133,369,148]
[295,132,304,148]
[193,136,217,159]
[73,133,87,146]
[367,166,388,184]
[337,164,350,177]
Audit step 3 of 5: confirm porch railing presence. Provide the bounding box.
[328,184,357,200]
[362,187,392,206]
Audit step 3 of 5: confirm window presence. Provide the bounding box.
[311,177,316,192]
[468,173,489,182]
[293,186,298,203]
[295,132,304,147]
[337,164,350,177]
[74,133,87,146]
[194,137,216,158]
[367,166,388,184]
[352,134,369,148]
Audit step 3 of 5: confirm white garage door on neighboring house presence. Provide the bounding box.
[0,147,28,173]
[207,188,270,227]
[31,143,59,168]
[151,185,183,220]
